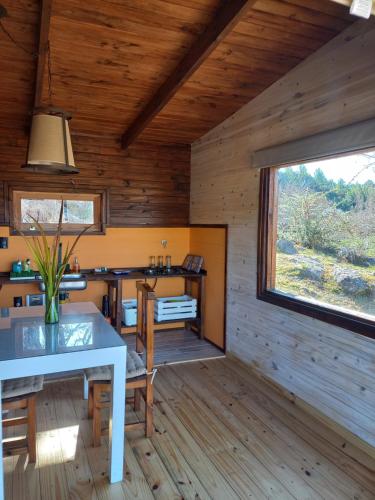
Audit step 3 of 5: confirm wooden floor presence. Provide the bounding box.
[4,358,375,499]
[125,328,225,366]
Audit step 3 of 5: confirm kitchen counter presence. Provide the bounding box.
[0,267,207,338]
[0,267,206,285]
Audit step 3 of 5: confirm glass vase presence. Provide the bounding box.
[45,294,59,324]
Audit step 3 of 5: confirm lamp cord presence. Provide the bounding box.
[47,40,53,105]
[0,6,54,105]
[0,19,37,58]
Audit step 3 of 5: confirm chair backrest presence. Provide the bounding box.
[136,281,156,372]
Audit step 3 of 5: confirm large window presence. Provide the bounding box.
[258,150,375,337]
[11,190,105,234]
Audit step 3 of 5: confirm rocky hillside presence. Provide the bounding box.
[276,241,375,317]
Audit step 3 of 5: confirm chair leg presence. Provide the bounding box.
[134,388,141,412]
[145,376,154,438]
[88,383,94,419]
[92,385,102,447]
[27,396,36,463]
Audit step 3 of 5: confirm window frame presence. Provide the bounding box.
[257,167,375,339]
[8,185,108,235]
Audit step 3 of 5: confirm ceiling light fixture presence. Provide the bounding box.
[22,108,78,174]
[0,4,79,174]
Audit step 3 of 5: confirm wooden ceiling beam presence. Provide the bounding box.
[121,0,257,149]
[34,0,53,108]
[329,0,375,15]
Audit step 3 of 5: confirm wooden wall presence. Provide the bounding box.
[190,19,375,455]
[0,131,190,227]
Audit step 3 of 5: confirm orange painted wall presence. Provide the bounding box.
[190,227,226,349]
[0,225,226,349]
[0,227,189,308]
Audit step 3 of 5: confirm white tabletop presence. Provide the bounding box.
[0,302,125,362]
[0,302,127,498]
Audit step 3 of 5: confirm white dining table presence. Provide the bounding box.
[0,301,127,500]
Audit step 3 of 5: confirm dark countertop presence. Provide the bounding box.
[0,267,206,285]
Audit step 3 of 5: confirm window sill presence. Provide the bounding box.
[257,289,375,339]
[10,227,106,236]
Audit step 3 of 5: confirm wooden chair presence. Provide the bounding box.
[2,376,44,462]
[84,282,156,446]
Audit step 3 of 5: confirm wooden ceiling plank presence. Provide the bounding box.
[253,0,350,31]
[34,0,52,108]
[120,0,257,149]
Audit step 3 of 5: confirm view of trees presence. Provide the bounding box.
[275,155,375,318]
[21,198,94,225]
[278,163,375,257]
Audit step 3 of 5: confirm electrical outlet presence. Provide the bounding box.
[161,239,168,248]
[0,237,8,249]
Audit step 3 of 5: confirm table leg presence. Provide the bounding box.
[0,383,4,500]
[108,350,126,483]
[83,373,89,400]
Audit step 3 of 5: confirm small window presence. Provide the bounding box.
[11,190,105,234]
[258,150,375,337]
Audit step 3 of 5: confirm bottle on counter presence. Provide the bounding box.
[102,295,110,317]
[12,260,22,274]
[166,255,172,271]
[72,256,80,274]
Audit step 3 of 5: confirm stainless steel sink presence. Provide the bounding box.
[38,274,87,292]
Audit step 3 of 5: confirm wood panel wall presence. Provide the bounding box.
[190,19,375,456]
[0,131,190,227]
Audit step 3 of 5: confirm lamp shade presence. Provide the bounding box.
[23,112,79,174]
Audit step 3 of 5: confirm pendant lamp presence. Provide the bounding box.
[0,6,79,174]
[22,109,79,174]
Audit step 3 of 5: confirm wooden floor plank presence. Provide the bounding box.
[173,360,373,500]
[37,385,71,500]
[118,437,154,500]
[171,362,326,499]
[12,452,41,500]
[220,357,375,493]
[152,394,239,498]
[142,413,212,499]
[128,435,183,499]
[4,359,375,500]
[156,366,294,499]
[52,382,98,500]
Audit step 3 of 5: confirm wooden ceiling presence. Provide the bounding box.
[0,0,354,147]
